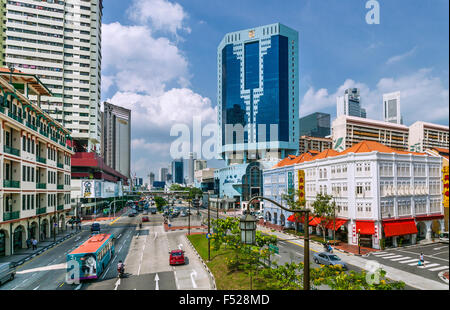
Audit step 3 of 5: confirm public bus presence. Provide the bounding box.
[66,233,115,281]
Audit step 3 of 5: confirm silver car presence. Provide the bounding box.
[0,262,16,285]
[313,252,347,270]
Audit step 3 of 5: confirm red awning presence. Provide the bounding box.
[383,220,418,238]
[356,221,375,235]
[326,219,348,230]
[287,214,312,223]
[309,217,323,226]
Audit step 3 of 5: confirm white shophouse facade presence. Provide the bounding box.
[263,142,445,249]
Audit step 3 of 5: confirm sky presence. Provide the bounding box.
[100,0,449,180]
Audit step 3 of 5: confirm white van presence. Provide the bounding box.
[0,262,16,285]
[439,232,449,244]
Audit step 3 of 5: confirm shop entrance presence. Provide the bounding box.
[359,234,373,248]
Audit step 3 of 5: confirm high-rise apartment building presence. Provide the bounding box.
[409,121,449,152]
[383,91,402,124]
[217,23,299,164]
[299,135,332,155]
[194,159,207,172]
[187,152,196,185]
[337,88,366,118]
[101,102,131,180]
[0,0,103,152]
[299,112,330,138]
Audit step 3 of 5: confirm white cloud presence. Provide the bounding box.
[102,22,189,95]
[127,0,190,35]
[386,46,417,65]
[300,68,449,125]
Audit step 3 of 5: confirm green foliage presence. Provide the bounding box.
[281,188,306,210]
[312,193,335,241]
[154,196,167,210]
[188,187,203,200]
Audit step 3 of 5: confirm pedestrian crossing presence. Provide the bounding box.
[371,251,449,272]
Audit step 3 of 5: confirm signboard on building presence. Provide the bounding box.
[297,170,305,201]
[81,180,101,198]
[443,166,449,208]
[288,171,293,190]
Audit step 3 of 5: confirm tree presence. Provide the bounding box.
[154,196,167,211]
[311,193,335,242]
[281,188,306,233]
[188,187,203,200]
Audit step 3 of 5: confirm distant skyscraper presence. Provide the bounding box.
[188,152,196,184]
[194,159,207,171]
[171,159,184,184]
[102,102,131,179]
[148,172,155,188]
[337,88,366,118]
[383,91,402,124]
[217,23,299,164]
[299,112,330,138]
[159,167,168,182]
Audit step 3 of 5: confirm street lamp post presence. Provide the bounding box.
[207,193,211,261]
[247,196,311,290]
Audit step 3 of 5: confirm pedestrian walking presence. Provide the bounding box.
[418,252,425,267]
[32,238,38,250]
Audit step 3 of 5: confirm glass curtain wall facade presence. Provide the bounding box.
[218,23,299,164]
[299,112,331,138]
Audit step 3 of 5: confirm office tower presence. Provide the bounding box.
[383,91,403,124]
[148,172,155,188]
[336,88,366,118]
[0,0,103,152]
[299,135,332,154]
[217,23,299,164]
[171,159,184,184]
[101,102,131,180]
[299,112,330,138]
[159,167,168,182]
[188,152,196,185]
[194,159,207,171]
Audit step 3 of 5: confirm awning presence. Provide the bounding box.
[309,217,322,226]
[356,221,375,235]
[383,219,418,237]
[326,219,348,230]
[287,214,312,223]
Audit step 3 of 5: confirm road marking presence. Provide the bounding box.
[373,253,399,258]
[390,256,412,261]
[154,232,158,240]
[114,279,121,290]
[423,263,440,269]
[190,270,198,288]
[154,273,160,290]
[428,265,449,272]
[33,285,40,290]
[408,260,430,266]
[381,255,403,260]
[399,259,420,264]
[433,246,447,251]
[371,251,388,255]
[117,233,122,239]
[75,284,82,290]
[296,252,304,257]
[102,266,110,279]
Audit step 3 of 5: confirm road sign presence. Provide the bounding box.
[206,233,212,239]
[269,244,279,254]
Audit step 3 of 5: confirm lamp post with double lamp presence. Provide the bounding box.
[247,196,311,290]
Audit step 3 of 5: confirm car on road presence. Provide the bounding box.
[150,207,157,214]
[90,222,100,233]
[142,216,149,222]
[313,252,347,269]
[439,232,449,244]
[169,250,185,265]
[128,212,136,217]
[0,262,16,286]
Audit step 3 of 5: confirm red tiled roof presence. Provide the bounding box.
[273,140,428,168]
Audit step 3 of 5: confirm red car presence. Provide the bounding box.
[142,216,149,222]
[169,250,185,265]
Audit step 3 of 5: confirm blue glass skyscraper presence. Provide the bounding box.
[217,23,299,165]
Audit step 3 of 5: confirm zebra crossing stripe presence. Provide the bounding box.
[423,263,440,269]
[428,266,449,272]
[380,255,403,259]
[372,251,387,255]
[399,259,420,264]
[408,260,430,266]
[390,256,411,261]
[373,253,398,257]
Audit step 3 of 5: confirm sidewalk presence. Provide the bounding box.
[257,225,449,290]
[0,229,82,267]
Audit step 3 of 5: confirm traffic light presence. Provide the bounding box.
[193,199,200,208]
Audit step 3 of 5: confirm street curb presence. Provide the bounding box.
[14,230,82,267]
[184,234,217,290]
[438,271,449,284]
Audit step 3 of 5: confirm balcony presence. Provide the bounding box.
[26,121,37,131]
[40,129,49,138]
[8,112,23,123]
[3,211,20,221]
[37,156,47,164]
[57,162,64,169]
[57,205,64,211]
[51,136,58,143]
[36,183,46,189]
[4,180,20,188]
[36,207,47,215]
[4,145,20,157]
[57,184,64,190]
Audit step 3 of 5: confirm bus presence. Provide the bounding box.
[67,233,115,281]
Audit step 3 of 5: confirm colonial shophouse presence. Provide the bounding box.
[0,68,73,257]
[263,141,445,249]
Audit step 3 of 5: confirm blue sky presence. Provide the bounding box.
[101,0,449,180]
